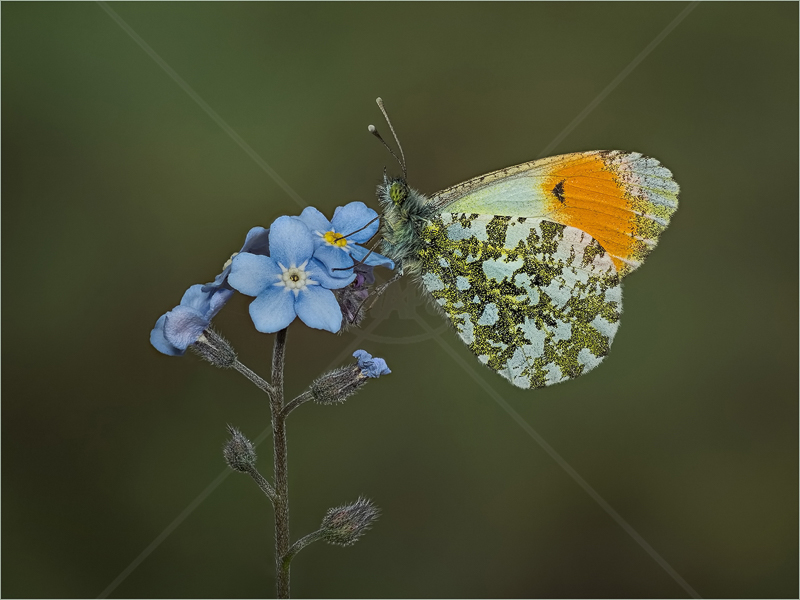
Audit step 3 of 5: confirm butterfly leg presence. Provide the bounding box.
[363,272,403,312]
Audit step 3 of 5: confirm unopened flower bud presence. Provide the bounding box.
[310,364,366,405]
[191,329,237,368]
[223,426,257,472]
[320,497,380,547]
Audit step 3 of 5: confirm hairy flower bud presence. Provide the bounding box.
[223,426,257,472]
[320,497,380,547]
[310,364,367,405]
[191,329,237,368]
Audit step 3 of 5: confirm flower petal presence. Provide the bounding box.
[296,207,331,236]
[241,226,271,255]
[348,244,395,269]
[331,202,379,243]
[248,285,297,333]
[269,216,314,266]
[295,286,342,333]
[206,287,235,319]
[206,269,229,289]
[229,253,281,297]
[313,244,356,278]
[179,284,211,313]
[353,349,391,378]
[307,257,356,289]
[164,305,208,350]
[150,314,184,356]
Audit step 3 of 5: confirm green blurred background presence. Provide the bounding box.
[3,2,797,598]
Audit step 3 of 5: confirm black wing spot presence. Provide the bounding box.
[551,180,566,203]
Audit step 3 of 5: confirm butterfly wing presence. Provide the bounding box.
[418,213,622,389]
[428,151,679,277]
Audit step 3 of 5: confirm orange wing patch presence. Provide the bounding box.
[539,151,679,275]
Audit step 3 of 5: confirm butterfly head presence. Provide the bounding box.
[377,174,408,209]
[388,179,408,206]
[377,173,430,215]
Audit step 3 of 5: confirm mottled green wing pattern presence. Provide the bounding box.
[418,214,622,389]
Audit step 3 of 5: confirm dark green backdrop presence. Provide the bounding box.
[3,2,797,598]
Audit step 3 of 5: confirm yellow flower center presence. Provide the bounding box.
[323,231,348,248]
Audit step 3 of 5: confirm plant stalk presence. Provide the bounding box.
[271,328,290,599]
[233,359,275,395]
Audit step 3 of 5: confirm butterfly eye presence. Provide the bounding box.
[389,181,407,205]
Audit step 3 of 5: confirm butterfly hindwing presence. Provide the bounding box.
[417,213,622,389]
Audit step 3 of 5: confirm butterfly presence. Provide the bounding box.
[370,99,679,390]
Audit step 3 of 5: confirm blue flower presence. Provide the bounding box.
[353,349,391,378]
[229,216,354,334]
[296,202,394,277]
[150,284,234,355]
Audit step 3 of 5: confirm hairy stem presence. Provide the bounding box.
[271,329,290,599]
[233,359,274,396]
[271,328,287,398]
[281,390,314,418]
[246,466,277,505]
[283,529,324,569]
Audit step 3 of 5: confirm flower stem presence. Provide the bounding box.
[246,466,277,505]
[283,529,324,567]
[271,328,290,599]
[271,328,287,397]
[281,390,314,418]
[233,359,275,396]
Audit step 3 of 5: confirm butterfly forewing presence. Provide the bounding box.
[417,213,622,389]
[428,151,679,277]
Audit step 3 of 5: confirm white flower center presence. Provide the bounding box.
[274,260,318,296]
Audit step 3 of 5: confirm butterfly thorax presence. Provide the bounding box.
[377,175,437,276]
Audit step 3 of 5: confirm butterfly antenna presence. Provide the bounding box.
[336,215,380,242]
[368,97,407,180]
[376,97,407,179]
[368,273,402,309]
[368,125,404,178]
[331,231,383,273]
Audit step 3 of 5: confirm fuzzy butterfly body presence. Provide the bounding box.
[377,148,678,390]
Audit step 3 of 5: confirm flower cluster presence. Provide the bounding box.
[150,202,394,353]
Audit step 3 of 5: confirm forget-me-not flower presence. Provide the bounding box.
[150,284,234,355]
[352,349,391,378]
[296,202,394,277]
[229,216,354,334]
